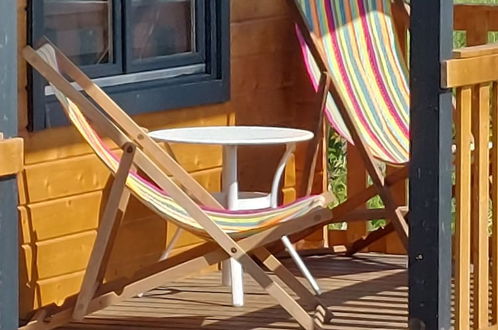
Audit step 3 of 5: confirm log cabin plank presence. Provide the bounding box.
[231,18,295,58]
[20,212,210,281]
[23,231,96,281]
[19,191,102,243]
[231,55,292,95]
[231,0,289,23]
[22,155,221,204]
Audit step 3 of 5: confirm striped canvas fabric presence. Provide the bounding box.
[36,45,327,240]
[297,0,409,164]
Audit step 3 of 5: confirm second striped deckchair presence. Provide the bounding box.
[291,0,410,253]
[22,42,337,330]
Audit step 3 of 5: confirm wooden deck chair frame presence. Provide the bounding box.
[289,0,409,255]
[21,42,346,330]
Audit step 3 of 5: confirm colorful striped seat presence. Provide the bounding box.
[297,0,409,164]
[36,44,327,240]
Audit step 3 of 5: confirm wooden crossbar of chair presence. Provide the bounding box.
[290,0,409,253]
[22,43,338,330]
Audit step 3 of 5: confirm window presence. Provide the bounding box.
[29,0,230,130]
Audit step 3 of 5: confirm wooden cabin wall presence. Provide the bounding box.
[17,0,323,318]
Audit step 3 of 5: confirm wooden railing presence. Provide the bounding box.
[439,9,498,329]
[444,43,498,330]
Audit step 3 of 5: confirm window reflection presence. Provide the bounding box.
[44,0,113,66]
[130,0,195,61]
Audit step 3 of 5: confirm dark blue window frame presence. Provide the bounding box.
[28,0,230,131]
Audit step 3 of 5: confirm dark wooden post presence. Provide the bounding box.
[0,0,19,328]
[409,0,453,329]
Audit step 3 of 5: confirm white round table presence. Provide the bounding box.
[149,126,314,306]
[149,126,314,210]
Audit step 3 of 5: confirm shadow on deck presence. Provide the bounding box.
[58,253,407,330]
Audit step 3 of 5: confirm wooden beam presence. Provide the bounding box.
[442,51,498,88]
[0,138,24,176]
[0,0,18,328]
[453,42,498,59]
[454,4,498,32]
[409,1,453,329]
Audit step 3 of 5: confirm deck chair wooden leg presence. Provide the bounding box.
[302,73,331,196]
[253,247,333,324]
[73,143,136,321]
[377,188,408,250]
[95,189,131,283]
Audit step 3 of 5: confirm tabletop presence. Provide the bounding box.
[149,126,314,146]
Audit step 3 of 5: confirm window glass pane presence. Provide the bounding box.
[130,0,195,61]
[44,0,113,66]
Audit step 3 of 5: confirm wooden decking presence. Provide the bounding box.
[58,253,407,330]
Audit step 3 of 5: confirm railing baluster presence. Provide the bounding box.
[455,86,473,330]
[491,82,498,325]
[471,83,491,329]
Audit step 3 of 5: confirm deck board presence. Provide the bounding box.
[58,253,408,330]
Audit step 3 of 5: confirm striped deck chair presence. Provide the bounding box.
[291,0,410,254]
[22,42,336,330]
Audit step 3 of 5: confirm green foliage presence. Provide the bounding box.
[327,132,347,205]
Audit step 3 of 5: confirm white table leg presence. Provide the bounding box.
[223,145,239,210]
[270,143,322,295]
[270,143,296,208]
[221,145,244,307]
